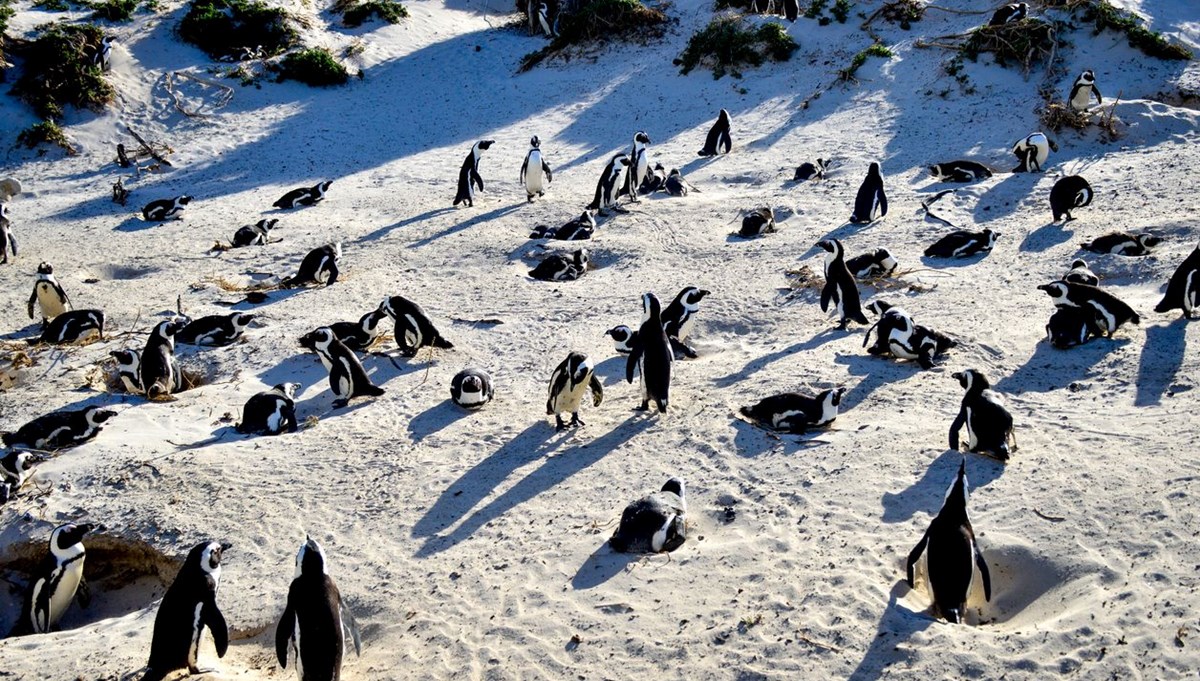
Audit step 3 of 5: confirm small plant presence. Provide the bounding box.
[879,0,922,29]
[276,47,349,86]
[838,41,892,81]
[12,22,115,119]
[830,0,850,23]
[32,0,71,10]
[677,17,797,79]
[804,0,825,19]
[17,121,77,154]
[179,0,299,60]
[336,0,407,27]
[91,0,139,21]
[518,0,667,72]
[1067,0,1191,60]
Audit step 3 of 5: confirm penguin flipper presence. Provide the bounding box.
[949,407,966,450]
[326,262,339,286]
[542,161,553,183]
[76,577,92,608]
[625,343,643,384]
[878,190,888,218]
[275,600,295,668]
[589,373,604,407]
[519,156,529,185]
[905,529,929,589]
[27,289,36,320]
[975,544,992,601]
[471,168,484,192]
[203,599,229,658]
[340,596,363,656]
[819,281,833,313]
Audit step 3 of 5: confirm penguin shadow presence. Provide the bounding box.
[112,215,163,232]
[407,398,475,442]
[880,449,1005,525]
[973,171,1039,224]
[1135,318,1189,407]
[172,424,244,452]
[357,207,458,243]
[0,323,42,341]
[678,154,721,178]
[258,352,340,390]
[406,202,524,250]
[1019,220,1073,253]
[713,327,850,388]
[993,336,1127,395]
[730,418,824,458]
[571,541,637,590]
[918,252,990,269]
[227,286,309,310]
[846,581,934,681]
[594,354,628,387]
[833,353,922,413]
[808,220,877,251]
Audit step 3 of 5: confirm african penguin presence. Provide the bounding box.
[176,313,255,346]
[988,2,1026,25]
[520,136,554,202]
[274,181,332,209]
[232,218,279,247]
[1011,132,1056,172]
[298,327,386,409]
[537,2,557,37]
[454,140,495,208]
[14,522,102,635]
[949,369,1015,461]
[697,109,732,157]
[1049,175,1093,223]
[546,351,603,430]
[906,325,957,370]
[738,207,776,238]
[27,262,71,325]
[529,248,589,282]
[1037,281,1140,337]
[94,36,113,71]
[924,229,999,258]
[142,541,230,681]
[740,387,845,433]
[383,296,454,357]
[281,243,341,288]
[1082,232,1160,256]
[605,325,637,355]
[661,286,709,358]
[276,537,362,681]
[0,202,15,264]
[1045,306,1102,349]
[621,131,652,202]
[450,367,494,410]
[237,383,300,435]
[1155,241,1200,319]
[110,349,143,394]
[608,478,687,554]
[1,451,44,505]
[664,168,695,197]
[34,309,105,345]
[587,153,630,212]
[627,293,673,413]
[1068,69,1102,112]
[849,162,887,223]
[141,320,184,400]
[552,211,596,240]
[817,239,870,328]
[783,0,798,21]
[845,247,898,279]
[793,158,827,181]
[928,161,992,183]
[639,163,668,194]
[141,196,192,221]
[1063,259,1099,286]
[863,301,915,357]
[329,302,392,351]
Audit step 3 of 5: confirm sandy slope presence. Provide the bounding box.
[1,0,1199,678]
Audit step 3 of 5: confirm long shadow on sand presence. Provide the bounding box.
[880,449,1005,525]
[407,398,475,442]
[993,337,1127,394]
[731,418,830,458]
[1019,220,1073,253]
[406,202,524,249]
[1135,319,1189,407]
[833,353,923,413]
[572,541,637,590]
[357,207,458,243]
[846,582,935,681]
[972,171,1039,224]
[713,327,852,388]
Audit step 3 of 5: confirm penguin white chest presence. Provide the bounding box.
[267,402,285,432]
[964,407,979,449]
[526,152,545,194]
[403,315,423,348]
[190,602,204,664]
[37,283,68,318]
[1185,271,1198,314]
[1070,86,1092,111]
[676,313,696,342]
[554,380,588,413]
[46,560,84,628]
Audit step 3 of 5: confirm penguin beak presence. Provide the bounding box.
[951,372,963,381]
[220,541,233,551]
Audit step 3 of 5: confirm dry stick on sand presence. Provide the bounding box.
[124,125,173,167]
[165,71,234,118]
[921,188,957,227]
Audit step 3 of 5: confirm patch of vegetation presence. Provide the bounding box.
[12,22,114,119]
[878,0,921,29]
[33,0,71,9]
[677,16,797,79]
[961,18,1057,71]
[941,54,975,95]
[179,0,299,60]
[335,0,407,27]
[804,0,825,19]
[518,0,668,72]
[838,41,892,81]
[276,47,349,86]
[1063,0,1191,60]
[17,121,77,154]
[830,0,850,23]
[1,0,14,79]
[91,0,138,21]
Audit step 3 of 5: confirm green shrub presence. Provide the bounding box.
[91,0,138,21]
[804,0,825,18]
[838,41,892,81]
[179,0,298,60]
[338,0,407,27]
[830,0,850,23]
[277,47,349,86]
[1,0,14,76]
[678,16,796,79]
[17,120,77,154]
[519,0,668,71]
[32,0,72,9]
[1069,0,1191,60]
[12,23,114,119]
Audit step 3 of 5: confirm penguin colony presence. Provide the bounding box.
[0,7,1197,675]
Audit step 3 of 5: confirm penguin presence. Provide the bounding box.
[141,196,192,221]
[140,319,184,400]
[664,168,695,197]
[1049,175,1093,222]
[95,36,113,71]
[232,218,279,247]
[552,211,596,240]
[450,367,494,410]
[661,286,709,358]
[237,383,300,435]
[529,224,557,239]
[906,325,958,370]
[928,161,992,183]
[627,292,673,413]
[949,369,1015,461]
[697,109,732,157]
[905,459,992,624]
[276,537,363,681]
[282,242,341,288]
[520,136,553,202]
[639,163,668,194]
[738,207,776,238]
[987,2,1026,25]
[739,387,846,433]
[1081,232,1160,256]
[453,140,495,208]
[1068,69,1102,112]
[817,239,870,328]
[142,541,230,681]
[546,351,603,430]
[783,0,799,22]
[1155,241,1200,319]
[27,262,72,325]
[863,300,914,357]
[34,309,105,345]
[621,131,652,202]
[15,522,101,635]
[587,153,630,212]
[1045,306,1102,348]
[0,202,15,264]
[176,312,255,346]
[1011,132,1056,172]
[298,327,386,409]
[924,229,999,258]
[608,478,687,554]
[274,181,332,209]
[110,349,143,394]
[536,2,557,37]
[383,296,454,357]
[845,247,898,279]
[849,162,887,223]
[1037,281,1140,337]
[605,325,637,355]
[793,158,827,181]
[529,248,589,282]
[1063,258,1099,286]
[329,302,391,351]
[1,451,43,504]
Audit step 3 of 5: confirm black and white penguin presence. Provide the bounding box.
[988,2,1026,26]
[450,367,494,410]
[276,537,362,681]
[1068,69,1102,112]
[664,168,695,197]
[552,211,596,240]
[110,349,143,394]
[298,327,386,409]
[94,36,113,71]
[587,153,630,212]
[1155,241,1200,319]
[1,451,42,505]
[849,162,887,223]
[520,136,554,202]
[738,207,776,238]
[15,522,101,635]
[845,247,898,279]
[1049,175,1093,222]
[529,248,589,282]
[905,459,992,624]
[783,0,798,21]
[621,131,652,201]
[928,160,993,183]
[34,309,105,345]
[639,163,668,194]
[329,302,391,351]
[793,158,827,181]
[1063,258,1099,286]
[281,242,341,288]
[0,202,15,264]
[142,541,230,681]
[627,293,673,413]
[237,383,300,435]
[232,218,279,247]
[27,262,71,325]
[1045,306,1102,348]
[1011,132,1056,172]
[661,286,709,358]
[142,196,192,221]
[176,312,255,346]
[1081,232,1160,256]
[697,109,732,157]
[141,319,184,400]
[949,369,1015,461]
[739,387,845,433]
[608,478,687,554]
[1037,280,1140,337]
[536,2,557,37]
[546,351,603,430]
[383,296,454,357]
[905,325,958,370]
[453,140,495,208]
[924,229,999,258]
[863,300,915,357]
[274,181,332,209]
[817,239,870,328]
[605,325,637,354]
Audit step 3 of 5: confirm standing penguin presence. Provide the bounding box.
[27,262,71,325]
[1155,241,1200,320]
[627,293,673,413]
[520,136,554,202]
[281,243,341,288]
[142,541,230,681]
[697,109,732,157]
[1068,70,1102,112]
[383,296,454,357]
[546,352,603,430]
[905,459,992,624]
[587,154,630,212]
[608,478,687,554]
[0,202,16,264]
[450,367,494,410]
[949,369,1016,461]
[783,0,798,21]
[661,286,710,358]
[273,181,332,209]
[1037,281,1139,337]
[238,383,300,435]
[14,522,102,635]
[1049,175,1093,222]
[621,131,652,201]
[817,239,870,328]
[141,196,192,221]
[141,319,184,400]
[94,36,113,70]
[276,537,362,681]
[849,162,887,223]
[453,140,495,208]
[1011,132,1056,172]
[299,327,386,408]
[536,2,556,36]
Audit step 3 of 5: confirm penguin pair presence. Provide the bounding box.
[928,161,992,183]
[627,293,673,413]
[299,327,386,409]
[27,262,71,325]
[142,319,185,399]
[274,181,332,209]
[1045,306,1104,349]
[2,405,117,451]
[609,478,687,554]
[1082,232,1160,256]
[454,140,495,208]
[740,387,845,433]
[33,309,106,345]
[383,296,454,357]
[639,163,668,194]
[281,243,341,288]
[520,136,554,202]
[177,312,255,346]
[1050,175,1092,222]
[12,522,103,636]
[1068,69,1102,112]
[142,196,192,221]
[1037,281,1139,337]
[849,162,887,223]
[949,369,1015,461]
[588,153,630,212]
[238,383,300,435]
[530,211,595,241]
[529,248,589,282]
[1,451,44,504]
[276,537,363,680]
[620,132,652,202]
[0,201,16,264]
[1156,241,1200,319]
[697,109,732,157]
[451,367,494,410]
[737,207,776,238]
[1011,132,1056,172]
[330,301,392,351]
[924,229,998,258]
[845,247,898,279]
[232,218,279,247]
[817,239,870,328]
[142,541,230,681]
[547,351,603,430]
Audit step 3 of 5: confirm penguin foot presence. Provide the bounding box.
[635,402,649,412]
[570,415,585,427]
[555,416,567,431]
[333,399,349,409]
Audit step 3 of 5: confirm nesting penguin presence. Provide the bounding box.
[34,309,105,345]
[281,243,341,288]
[110,349,143,394]
[1063,259,1099,286]
[587,154,630,212]
[1011,132,1056,172]
[276,537,362,681]
[299,327,386,408]
[14,522,101,635]
[142,541,230,681]
[738,207,776,238]
[383,296,454,357]
[739,387,846,433]
[454,140,495,208]
[697,109,732,157]
[551,211,596,240]
[238,383,300,435]
[664,168,696,197]
[546,351,603,430]
[450,367,494,410]
[274,181,332,209]
[924,229,999,258]
[0,202,15,264]
[1037,281,1140,337]
[141,319,184,400]
[1,451,43,505]
[27,262,71,325]
[1155,241,1200,319]
[520,136,554,202]
[1049,175,1093,222]
[142,196,192,221]
[661,286,709,358]
[329,302,392,351]
[849,162,888,223]
[794,158,827,181]
[988,2,1026,25]
[640,163,668,194]
[529,248,589,282]
[627,293,673,413]
[845,247,898,279]
[608,478,687,554]
[817,239,869,328]
[1045,306,1103,349]
[605,325,637,354]
[176,312,255,346]
[2,405,116,450]
[1068,69,1102,112]
[929,161,992,183]
[949,369,1016,461]
[1082,232,1160,256]
[621,131,652,201]
[232,218,279,246]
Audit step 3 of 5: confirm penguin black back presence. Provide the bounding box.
[276,537,362,681]
[817,239,869,327]
[697,109,732,157]
[1155,241,1200,319]
[627,292,673,412]
[144,541,229,681]
[849,162,887,223]
[1049,175,1092,223]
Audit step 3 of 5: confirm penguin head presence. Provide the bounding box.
[110,349,137,368]
[274,382,301,399]
[51,522,101,557]
[677,286,709,309]
[982,229,1000,246]
[718,109,730,123]
[231,312,256,329]
[866,299,892,316]
[37,262,54,275]
[1079,69,1095,84]
[573,249,590,269]
[876,247,897,264]
[328,241,343,259]
[581,210,596,227]
[868,162,881,176]
[84,406,117,427]
[177,196,193,206]
[641,292,662,322]
[255,218,279,232]
[461,373,484,393]
[634,131,650,145]
[567,352,593,384]
[191,540,230,575]
[477,140,495,152]
[1069,258,1089,269]
[661,477,685,499]
[299,327,335,352]
[296,536,328,577]
[951,368,989,392]
[942,457,970,512]
[822,386,847,408]
[153,319,184,340]
[1136,234,1161,250]
[530,135,541,149]
[668,168,681,177]
[815,239,842,256]
[928,164,943,178]
[605,325,632,343]
[317,180,333,193]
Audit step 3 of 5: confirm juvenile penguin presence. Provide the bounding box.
[1011,132,1055,172]
[141,319,184,400]
[929,161,992,183]
[924,229,999,258]
[1081,232,1160,256]
[605,325,637,354]
[1063,258,1099,286]
[738,207,776,238]
[621,132,652,201]
[383,296,454,357]
[2,405,117,451]
[329,303,391,351]
[740,387,846,433]
[1155,241,1200,319]
[110,349,143,394]
[552,211,596,240]
[15,522,101,635]
[176,312,255,346]
[1045,306,1102,348]
[988,2,1026,25]
[0,202,15,264]
[453,140,495,208]
[142,541,230,681]
[1068,69,1102,112]
[949,369,1015,461]
[1037,281,1139,337]
[661,286,710,357]
[529,248,589,282]
[141,196,192,221]
[627,293,673,413]
[697,109,732,157]
[546,351,603,430]
[281,242,341,288]
[609,478,687,554]
[587,154,630,212]
[274,181,332,209]
[299,327,386,409]
[664,168,695,197]
[817,239,870,328]
[232,218,279,247]
[276,537,362,681]
[640,163,668,194]
[34,309,105,345]
[849,162,887,223]
[845,247,898,279]
[1,451,43,504]
[794,158,827,181]
[237,383,300,435]
[450,367,494,410]
[520,136,554,202]
[905,459,992,624]
[1049,175,1093,222]
[27,262,71,325]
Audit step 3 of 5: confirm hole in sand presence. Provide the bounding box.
[87,264,161,280]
